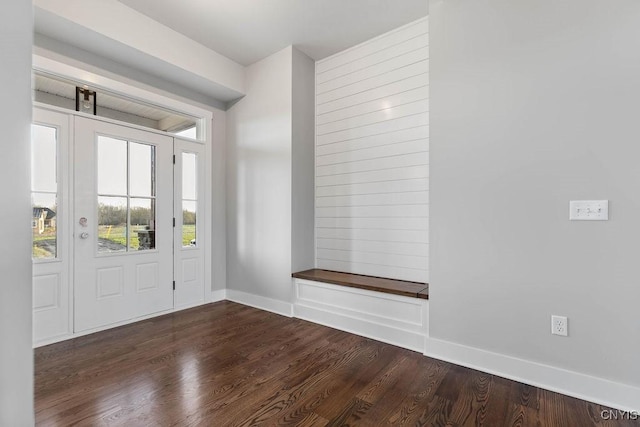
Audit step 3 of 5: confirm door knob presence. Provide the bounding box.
[80,232,89,239]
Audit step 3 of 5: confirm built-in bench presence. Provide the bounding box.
[292,269,428,299]
[291,269,429,352]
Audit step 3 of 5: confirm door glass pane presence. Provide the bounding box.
[130,142,155,197]
[182,200,196,247]
[97,136,127,195]
[97,196,127,253]
[97,138,158,254]
[182,152,198,248]
[32,193,57,259]
[130,198,155,250]
[31,125,57,193]
[31,124,58,260]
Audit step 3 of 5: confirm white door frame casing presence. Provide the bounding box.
[32,53,216,347]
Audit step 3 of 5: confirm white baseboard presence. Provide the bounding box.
[225,289,293,317]
[425,336,640,413]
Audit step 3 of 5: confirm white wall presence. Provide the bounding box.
[315,18,429,283]
[0,0,34,424]
[226,47,294,305]
[430,0,640,408]
[226,46,315,310]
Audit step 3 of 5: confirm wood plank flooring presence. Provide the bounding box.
[35,301,638,426]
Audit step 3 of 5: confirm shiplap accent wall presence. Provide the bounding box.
[315,18,429,283]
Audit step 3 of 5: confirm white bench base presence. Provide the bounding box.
[293,278,428,352]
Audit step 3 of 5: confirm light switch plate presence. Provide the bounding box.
[569,200,608,221]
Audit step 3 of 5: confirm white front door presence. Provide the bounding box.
[73,117,174,332]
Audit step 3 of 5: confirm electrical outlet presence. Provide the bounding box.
[551,315,568,336]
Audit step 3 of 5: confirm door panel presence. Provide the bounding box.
[174,138,205,308]
[74,117,173,332]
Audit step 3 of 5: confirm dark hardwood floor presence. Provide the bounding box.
[35,301,637,426]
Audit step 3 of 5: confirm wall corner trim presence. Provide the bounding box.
[424,337,640,412]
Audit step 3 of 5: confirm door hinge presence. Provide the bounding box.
[173,218,176,227]
[173,281,176,290]
[173,154,176,164]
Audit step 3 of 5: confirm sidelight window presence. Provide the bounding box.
[31,124,59,259]
[181,152,198,247]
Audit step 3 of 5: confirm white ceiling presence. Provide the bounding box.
[33,5,243,105]
[34,0,427,106]
[116,0,428,66]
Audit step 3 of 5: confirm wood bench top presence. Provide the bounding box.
[292,269,428,299]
